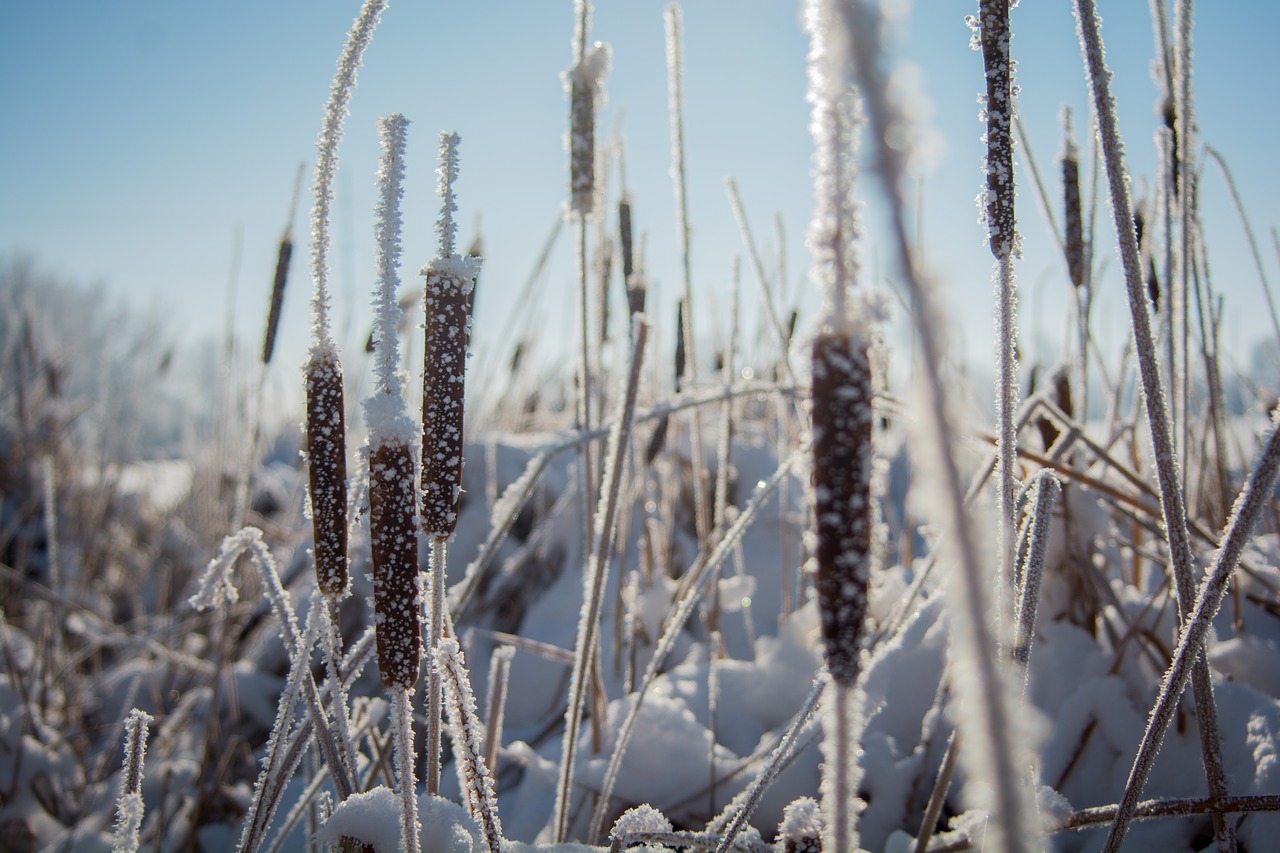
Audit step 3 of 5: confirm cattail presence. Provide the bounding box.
[111,709,153,853]
[421,133,480,541]
[306,347,349,597]
[810,331,873,687]
[369,439,420,689]
[262,236,293,365]
[1061,108,1085,291]
[366,113,421,692]
[262,164,305,365]
[566,1,609,217]
[304,0,386,597]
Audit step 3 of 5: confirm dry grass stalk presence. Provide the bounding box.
[1071,1,1233,847]
[843,1,1037,848]
[111,708,153,853]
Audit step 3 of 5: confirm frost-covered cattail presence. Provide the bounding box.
[421,133,480,542]
[306,349,349,596]
[111,708,153,853]
[366,114,421,692]
[804,2,871,850]
[262,235,293,365]
[262,164,305,365]
[566,0,610,217]
[304,0,386,597]
[1061,108,1085,291]
[811,333,874,686]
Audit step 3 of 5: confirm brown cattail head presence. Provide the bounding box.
[305,346,349,597]
[673,299,687,393]
[567,44,610,216]
[619,199,634,283]
[369,437,421,689]
[1061,109,1085,290]
[976,0,1016,259]
[421,257,479,541]
[810,331,874,688]
[262,236,293,364]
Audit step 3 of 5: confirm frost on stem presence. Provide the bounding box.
[437,637,503,853]
[310,0,387,346]
[804,0,859,328]
[111,708,153,853]
[372,113,410,397]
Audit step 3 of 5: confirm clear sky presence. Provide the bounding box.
[3,1,1278,416]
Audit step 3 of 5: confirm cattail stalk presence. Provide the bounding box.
[1012,470,1061,673]
[304,0,385,600]
[842,0,1037,848]
[1105,404,1280,850]
[437,637,503,853]
[111,709,153,853]
[804,1,872,848]
[664,3,712,547]
[596,448,805,845]
[975,0,1021,630]
[420,131,481,796]
[365,113,422,853]
[1071,2,1234,849]
[483,645,514,776]
[555,316,649,843]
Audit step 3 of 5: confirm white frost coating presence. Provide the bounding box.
[111,708,153,853]
[803,0,860,331]
[372,113,410,406]
[779,796,823,844]
[611,803,672,839]
[436,637,503,853]
[392,688,421,853]
[436,132,461,258]
[310,0,388,349]
[424,254,482,286]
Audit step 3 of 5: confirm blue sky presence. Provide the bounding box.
[3,1,1278,412]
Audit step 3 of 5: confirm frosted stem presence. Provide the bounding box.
[842,1,1036,848]
[1013,471,1061,673]
[392,687,421,853]
[1072,2,1233,847]
[555,317,649,843]
[594,448,804,844]
[310,0,387,347]
[665,3,712,547]
[426,539,446,796]
[111,709,153,853]
[1104,405,1280,850]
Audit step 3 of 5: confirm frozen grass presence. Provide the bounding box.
[3,2,1280,852]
